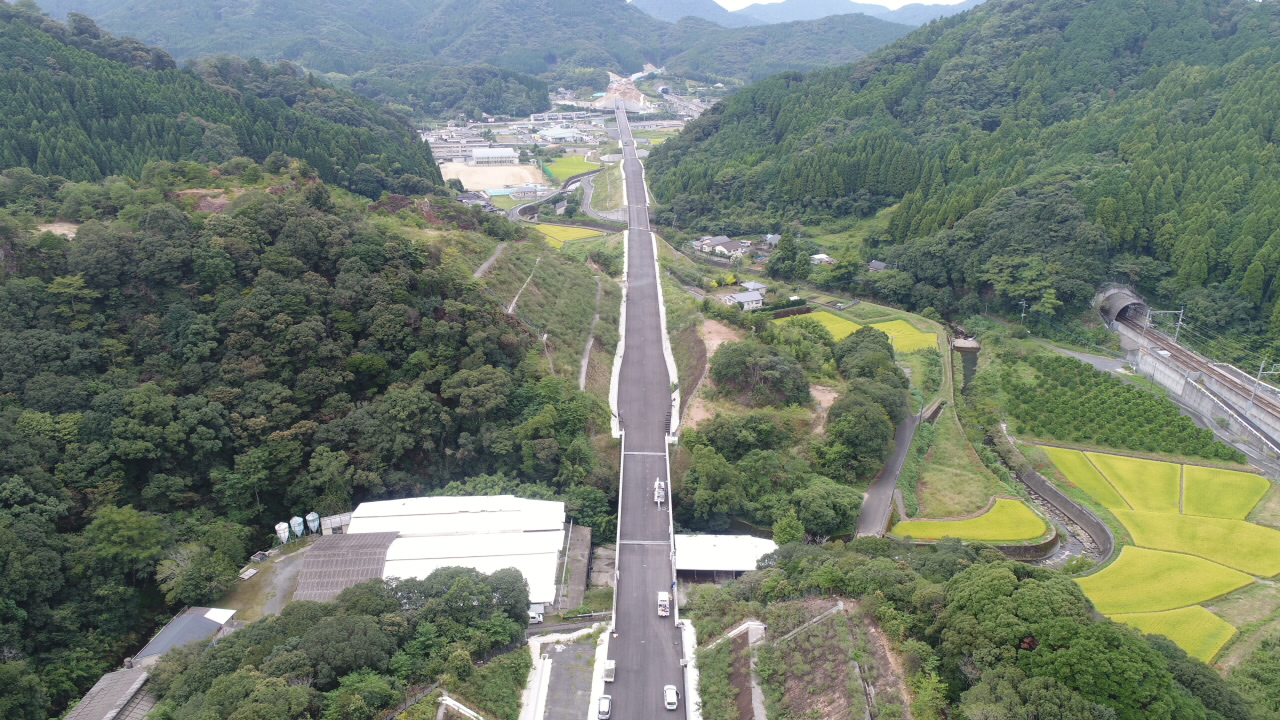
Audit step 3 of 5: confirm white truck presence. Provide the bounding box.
[654,478,666,505]
[657,591,670,617]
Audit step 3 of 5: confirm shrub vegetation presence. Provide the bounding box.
[1004,354,1245,462]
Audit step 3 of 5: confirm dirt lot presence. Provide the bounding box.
[439,163,545,191]
[701,319,743,356]
[36,222,79,238]
[810,385,840,433]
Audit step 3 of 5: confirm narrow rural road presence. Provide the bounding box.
[855,413,919,536]
[607,100,685,720]
[473,242,506,278]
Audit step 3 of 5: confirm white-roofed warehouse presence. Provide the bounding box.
[294,495,566,605]
[675,534,777,580]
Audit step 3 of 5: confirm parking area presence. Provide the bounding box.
[545,639,597,720]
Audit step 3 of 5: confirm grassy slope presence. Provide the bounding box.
[916,407,1001,517]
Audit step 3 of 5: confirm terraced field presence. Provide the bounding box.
[891,498,1048,542]
[1109,607,1237,663]
[1075,547,1251,614]
[1042,447,1276,661]
[1040,447,1128,509]
[529,223,604,248]
[773,311,861,340]
[1183,465,1271,519]
[1113,510,1280,576]
[1085,453,1181,513]
[868,319,938,353]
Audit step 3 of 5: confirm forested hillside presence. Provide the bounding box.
[648,0,1280,351]
[688,540,1254,720]
[665,14,913,83]
[30,0,910,90]
[0,3,441,195]
[0,163,613,717]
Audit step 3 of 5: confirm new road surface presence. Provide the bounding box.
[606,101,686,719]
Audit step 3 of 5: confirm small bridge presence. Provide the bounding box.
[1095,284,1148,326]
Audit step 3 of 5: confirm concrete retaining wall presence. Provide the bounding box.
[1017,469,1114,563]
[1118,322,1280,471]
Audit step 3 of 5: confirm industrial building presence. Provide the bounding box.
[296,495,568,606]
[469,147,519,166]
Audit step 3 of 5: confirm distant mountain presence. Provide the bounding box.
[733,0,985,26]
[0,2,439,191]
[27,0,911,85]
[667,13,911,81]
[630,0,762,26]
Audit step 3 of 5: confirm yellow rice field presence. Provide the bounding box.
[891,498,1048,542]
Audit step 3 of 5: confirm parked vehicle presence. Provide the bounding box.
[598,695,612,719]
[654,478,666,505]
[664,685,679,710]
[657,591,670,617]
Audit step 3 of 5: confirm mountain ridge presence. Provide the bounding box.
[647,0,1280,349]
[732,0,985,25]
[22,0,911,86]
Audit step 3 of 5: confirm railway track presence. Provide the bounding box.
[1119,316,1280,420]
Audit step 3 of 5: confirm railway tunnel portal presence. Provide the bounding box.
[1096,284,1149,327]
[1093,286,1280,475]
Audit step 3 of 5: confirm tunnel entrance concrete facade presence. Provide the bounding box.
[1096,285,1149,327]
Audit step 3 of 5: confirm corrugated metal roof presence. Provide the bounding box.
[675,535,778,572]
[64,667,153,720]
[347,495,564,536]
[135,607,231,664]
[472,148,517,158]
[292,532,398,603]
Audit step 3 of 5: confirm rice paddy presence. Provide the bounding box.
[529,223,604,248]
[1182,465,1271,519]
[1085,452,1181,513]
[1041,448,1277,661]
[773,311,861,341]
[1075,546,1252,615]
[1040,447,1129,509]
[869,320,938,353]
[1113,510,1280,577]
[1108,606,1237,663]
[891,498,1048,542]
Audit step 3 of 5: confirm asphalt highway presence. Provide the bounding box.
[605,101,686,719]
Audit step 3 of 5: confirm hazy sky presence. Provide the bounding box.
[713,0,970,9]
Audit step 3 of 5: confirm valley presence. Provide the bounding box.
[4,0,1280,719]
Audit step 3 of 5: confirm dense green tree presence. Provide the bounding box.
[709,341,811,407]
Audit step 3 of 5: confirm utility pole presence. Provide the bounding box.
[1018,299,1029,325]
[1247,358,1280,415]
[1170,306,1186,344]
[1135,306,1152,373]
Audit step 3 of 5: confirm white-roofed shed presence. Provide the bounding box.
[675,535,778,575]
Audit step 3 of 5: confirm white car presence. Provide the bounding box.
[598,694,612,719]
[664,685,679,710]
